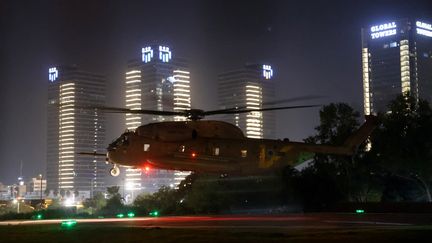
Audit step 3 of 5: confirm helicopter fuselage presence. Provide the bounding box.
[106,118,376,175]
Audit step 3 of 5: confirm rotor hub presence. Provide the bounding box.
[187,109,205,121]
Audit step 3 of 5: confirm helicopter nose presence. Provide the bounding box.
[106,151,114,164]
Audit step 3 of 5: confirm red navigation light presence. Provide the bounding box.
[191,152,197,158]
[145,166,150,172]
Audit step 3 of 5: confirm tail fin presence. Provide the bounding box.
[343,115,378,153]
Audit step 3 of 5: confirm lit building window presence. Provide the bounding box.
[173,70,191,121]
[362,48,371,115]
[400,39,411,94]
[245,84,263,138]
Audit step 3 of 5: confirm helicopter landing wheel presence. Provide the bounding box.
[110,166,120,177]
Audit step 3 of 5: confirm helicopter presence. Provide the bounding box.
[81,100,378,177]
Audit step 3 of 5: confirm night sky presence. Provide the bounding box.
[0,0,431,184]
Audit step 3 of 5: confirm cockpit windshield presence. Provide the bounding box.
[108,132,131,150]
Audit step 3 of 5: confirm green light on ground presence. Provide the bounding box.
[356,209,365,214]
[36,214,43,220]
[149,211,159,217]
[61,220,77,228]
[116,213,125,218]
[127,212,135,218]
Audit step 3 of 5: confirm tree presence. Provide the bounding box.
[133,186,180,214]
[103,186,123,213]
[370,94,432,201]
[107,186,120,197]
[183,175,232,214]
[83,192,106,211]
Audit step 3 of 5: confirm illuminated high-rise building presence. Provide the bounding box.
[124,45,191,196]
[218,64,275,139]
[362,18,432,115]
[47,65,106,195]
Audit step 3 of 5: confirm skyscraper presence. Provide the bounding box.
[218,64,275,139]
[362,18,432,115]
[124,45,191,196]
[47,65,106,196]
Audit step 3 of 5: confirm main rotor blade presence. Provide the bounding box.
[206,104,320,115]
[76,105,185,116]
[204,95,325,116]
[78,152,106,157]
[261,95,326,107]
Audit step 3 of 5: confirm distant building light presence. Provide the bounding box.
[49,67,58,82]
[262,65,273,79]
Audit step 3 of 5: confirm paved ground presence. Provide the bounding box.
[1,214,432,242]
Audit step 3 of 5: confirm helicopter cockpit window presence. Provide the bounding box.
[241,150,247,158]
[213,147,220,156]
[144,144,150,152]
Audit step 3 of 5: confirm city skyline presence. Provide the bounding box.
[1,0,431,184]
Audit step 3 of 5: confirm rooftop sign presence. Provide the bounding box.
[142,47,153,63]
[370,22,397,39]
[416,21,432,37]
[262,65,273,79]
[49,67,58,82]
[141,45,172,63]
[159,46,172,63]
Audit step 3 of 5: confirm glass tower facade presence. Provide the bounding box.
[218,64,275,139]
[47,66,106,196]
[124,45,191,197]
[362,18,432,115]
